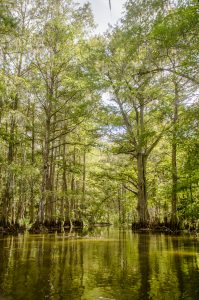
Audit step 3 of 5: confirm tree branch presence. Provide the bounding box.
[123,185,138,195]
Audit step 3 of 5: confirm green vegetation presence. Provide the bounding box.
[0,0,198,232]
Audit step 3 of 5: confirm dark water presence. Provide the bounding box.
[0,228,199,300]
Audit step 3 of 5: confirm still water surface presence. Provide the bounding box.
[0,228,199,300]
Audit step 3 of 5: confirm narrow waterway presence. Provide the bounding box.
[0,228,199,300]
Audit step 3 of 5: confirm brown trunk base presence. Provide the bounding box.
[29,219,83,233]
[64,220,83,228]
[0,221,26,234]
[132,220,183,233]
[132,221,149,230]
[29,221,48,233]
[72,220,83,228]
[64,220,71,228]
[89,222,112,227]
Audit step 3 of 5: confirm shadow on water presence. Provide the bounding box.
[0,229,199,300]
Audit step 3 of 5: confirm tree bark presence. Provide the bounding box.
[30,104,35,223]
[81,148,86,219]
[39,116,51,223]
[61,143,68,221]
[137,100,149,225]
[137,152,149,225]
[171,79,179,225]
[2,94,18,226]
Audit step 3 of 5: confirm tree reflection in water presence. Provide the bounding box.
[0,229,198,300]
[138,233,150,300]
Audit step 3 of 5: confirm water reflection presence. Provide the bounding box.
[0,229,198,300]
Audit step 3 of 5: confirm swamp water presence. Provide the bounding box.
[0,228,199,300]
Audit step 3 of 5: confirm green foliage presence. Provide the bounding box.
[0,0,16,34]
[0,0,198,227]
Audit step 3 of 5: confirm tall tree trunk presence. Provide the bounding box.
[30,104,35,223]
[39,116,51,223]
[2,94,18,226]
[137,153,148,225]
[48,145,56,223]
[137,101,149,225]
[62,142,70,224]
[118,186,121,224]
[71,147,76,220]
[171,79,179,225]
[121,185,126,224]
[81,148,86,217]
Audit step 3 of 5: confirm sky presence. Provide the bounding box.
[78,0,126,33]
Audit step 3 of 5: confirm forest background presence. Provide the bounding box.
[0,0,198,231]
